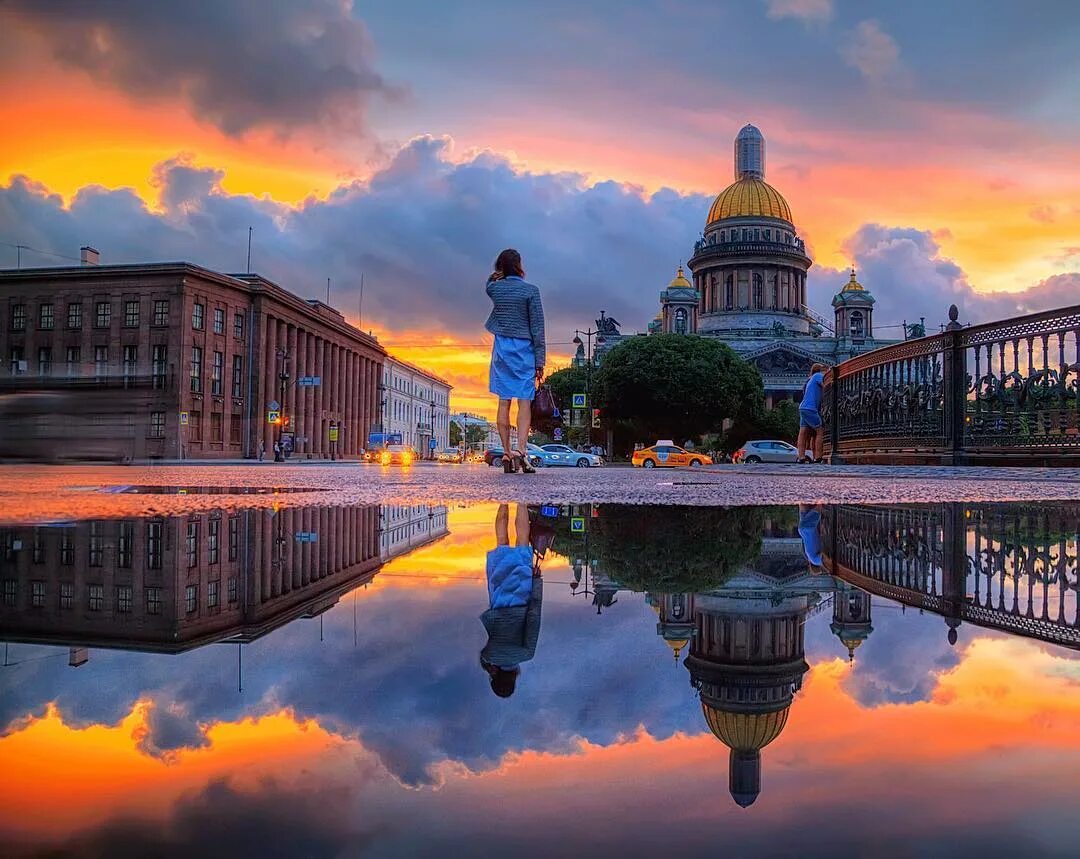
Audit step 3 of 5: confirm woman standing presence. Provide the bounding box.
[485,248,546,473]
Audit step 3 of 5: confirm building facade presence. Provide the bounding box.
[0,259,386,459]
[651,124,898,406]
[450,412,518,453]
[379,357,452,456]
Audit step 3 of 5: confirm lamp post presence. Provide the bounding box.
[572,326,606,446]
[275,347,290,461]
[429,398,437,459]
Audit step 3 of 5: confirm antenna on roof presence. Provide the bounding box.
[246,226,253,274]
[327,276,331,306]
[358,272,365,327]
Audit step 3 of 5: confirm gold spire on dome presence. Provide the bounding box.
[706,177,793,225]
[668,265,692,289]
[842,267,865,292]
[701,704,790,751]
[665,638,689,659]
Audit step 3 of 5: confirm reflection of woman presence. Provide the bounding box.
[485,249,546,474]
[480,503,543,698]
[798,504,823,572]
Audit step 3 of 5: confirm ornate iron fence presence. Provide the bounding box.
[822,502,1080,651]
[823,304,1080,464]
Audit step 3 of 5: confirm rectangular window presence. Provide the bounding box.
[234,312,245,339]
[185,584,197,613]
[9,346,25,374]
[11,304,26,331]
[186,520,199,567]
[60,528,74,565]
[189,410,202,442]
[116,585,133,613]
[228,576,238,603]
[32,528,45,564]
[95,301,111,328]
[213,308,225,334]
[38,347,52,376]
[39,303,54,330]
[228,515,239,561]
[31,580,45,607]
[67,302,82,330]
[208,579,219,608]
[88,521,104,567]
[2,579,16,606]
[146,586,162,615]
[210,412,222,442]
[232,355,243,398]
[211,351,223,395]
[152,344,167,388]
[118,521,134,568]
[208,517,220,564]
[124,300,139,327]
[122,345,137,381]
[147,520,163,569]
[149,411,166,438]
[192,302,205,330]
[59,581,73,609]
[190,346,202,393]
[3,532,16,561]
[153,299,169,327]
[94,345,108,381]
[88,584,104,611]
[65,346,81,377]
[229,413,241,445]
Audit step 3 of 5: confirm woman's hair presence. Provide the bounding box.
[492,248,524,279]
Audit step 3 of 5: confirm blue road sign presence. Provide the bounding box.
[297,376,321,387]
[572,393,587,408]
[267,410,280,424]
[541,504,560,518]
[570,517,586,533]
[429,438,438,450]
[294,532,318,543]
[553,428,563,441]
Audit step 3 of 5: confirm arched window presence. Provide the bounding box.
[850,311,865,338]
[720,231,726,243]
[674,308,688,334]
[752,273,764,308]
[724,274,735,310]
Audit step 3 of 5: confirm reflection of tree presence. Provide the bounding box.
[550,505,770,593]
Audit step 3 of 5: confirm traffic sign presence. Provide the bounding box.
[570,517,586,534]
[297,376,321,387]
[268,399,280,411]
[267,410,280,424]
[572,393,587,408]
[541,504,560,518]
[179,411,189,426]
[294,532,318,543]
[553,428,563,441]
[429,438,438,450]
[328,424,339,442]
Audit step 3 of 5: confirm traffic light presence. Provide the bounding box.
[591,408,601,429]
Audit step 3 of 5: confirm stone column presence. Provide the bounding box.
[285,324,297,443]
[293,329,306,449]
[306,334,317,457]
[346,351,357,456]
[352,353,362,456]
[263,315,276,454]
[312,337,323,457]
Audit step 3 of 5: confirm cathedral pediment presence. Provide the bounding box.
[745,343,822,375]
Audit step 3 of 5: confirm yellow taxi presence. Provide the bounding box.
[632,443,712,469]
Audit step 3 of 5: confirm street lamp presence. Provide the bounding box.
[572,325,606,447]
[275,347,290,461]
[429,398,437,459]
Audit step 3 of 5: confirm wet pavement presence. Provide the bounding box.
[0,462,1079,523]
[1,481,1078,858]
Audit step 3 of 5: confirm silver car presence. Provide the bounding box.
[738,439,799,464]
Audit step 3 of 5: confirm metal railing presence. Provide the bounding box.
[690,240,810,263]
[823,303,1080,464]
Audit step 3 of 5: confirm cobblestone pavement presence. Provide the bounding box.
[0,461,1077,523]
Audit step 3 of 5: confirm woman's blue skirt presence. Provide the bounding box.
[489,335,536,400]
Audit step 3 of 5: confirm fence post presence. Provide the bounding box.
[942,304,966,465]
[828,372,842,464]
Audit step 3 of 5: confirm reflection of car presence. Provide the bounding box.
[435,447,464,463]
[378,444,415,466]
[735,440,798,464]
[536,444,603,468]
[631,444,712,468]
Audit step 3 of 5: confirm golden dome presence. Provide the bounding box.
[842,267,865,292]
[707,177,792,224]
[665,638,689,659]
[668,266,692,289]
[701,704,790,751]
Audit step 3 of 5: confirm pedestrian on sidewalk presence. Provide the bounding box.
[797,363,828,463]
[485,248,546,474]
[258,439,265,462]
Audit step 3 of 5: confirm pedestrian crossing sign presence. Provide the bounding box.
[571,517,586,533]
[329,425,339,442]
[267,410,280,424]
[179,411,189,426]
[572,393,587,408]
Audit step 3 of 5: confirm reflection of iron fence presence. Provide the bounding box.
[823,304,1080,464]
[821,503,1080,650]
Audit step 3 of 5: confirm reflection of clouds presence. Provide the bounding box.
[134,701,209,761]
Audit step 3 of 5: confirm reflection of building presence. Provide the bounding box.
[0,258,386,459]
[830,583,874,663]
[380,356,452,456]
[649,124,898,407]
[0,503,448,654]
[652,591,695,660]
[379,505,450,559]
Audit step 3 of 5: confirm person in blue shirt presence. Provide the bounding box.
[797,504,824,572]
[797,363,828,463]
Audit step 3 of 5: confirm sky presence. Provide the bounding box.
[1,501,1079,856]
[1,0,1079,415]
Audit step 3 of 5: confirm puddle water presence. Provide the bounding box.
[1,501,1077,856]
[87,485,324,495]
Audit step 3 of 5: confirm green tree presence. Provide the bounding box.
[723,399,800,452]
[465,423,488,445]
[543,365,590,412]
[449,420,463,446]
[595,335,763,441]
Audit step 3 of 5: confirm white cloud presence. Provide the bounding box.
[841,19,902,84]
[764,0,834,24]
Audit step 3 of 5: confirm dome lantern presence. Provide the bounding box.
[735,124,766,180]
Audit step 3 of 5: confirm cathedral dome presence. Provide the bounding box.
[841,267,865,292]
[701,703,790,751]
[667,265,693,289]
[707,177,793,225]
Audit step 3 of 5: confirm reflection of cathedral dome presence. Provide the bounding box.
[707,177,793,225]
[702,703,789,751]
[665,638,689,659]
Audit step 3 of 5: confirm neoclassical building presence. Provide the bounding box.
[651,124,895,406]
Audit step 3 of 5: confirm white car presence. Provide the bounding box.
[736,440,799,463]
[537,444,604,468]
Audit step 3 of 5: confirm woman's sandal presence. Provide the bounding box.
[502,453,518,474]
[514,450,536,474]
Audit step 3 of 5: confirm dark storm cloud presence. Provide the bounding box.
[134,701,210,760]
[1,0,395,135]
